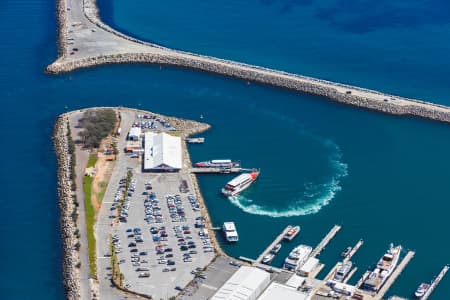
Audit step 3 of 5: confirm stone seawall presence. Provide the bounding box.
[47,53,450,124]
[53,115,81,300]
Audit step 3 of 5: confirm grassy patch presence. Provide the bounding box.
[83,172,97,279]
[96,181,108,205]
[87,154,98,168]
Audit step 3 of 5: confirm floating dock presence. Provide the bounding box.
[376,250,416,299]
[421,265,449,300]
[344,239,364,262]
[189,167,243,174]
[254,225,293,264]
[310,224,342,258]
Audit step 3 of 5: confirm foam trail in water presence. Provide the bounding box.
[227,108,349,217]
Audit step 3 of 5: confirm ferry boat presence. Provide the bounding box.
[222,222,239,242]
[414,283,429,298]
[283,225,300,241]
[362,244,402,292]
[270,243,282,254]
[221,170,259,197]
[262,253,275,265]
[283,244,312,271]
[194,159,240,168]
[334,261,353,282]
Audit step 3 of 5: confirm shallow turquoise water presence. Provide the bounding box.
[0,0,449,299]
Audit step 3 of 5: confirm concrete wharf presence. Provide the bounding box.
[344,239,364,262]
[421,265,449,300]
[254,225,293,264]
[47,0,450,126]
[310,225,342,258]
[376,250,415,299]
[189,167,243,174]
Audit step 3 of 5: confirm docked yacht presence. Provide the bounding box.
[283,225,300,241]
[362,244,402,292]
[262,253,275,265]
[270,243,282,254]
[414,283,429,298]
[283,244,312,271]
[334,261,353,282]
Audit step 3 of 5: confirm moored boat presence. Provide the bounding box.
[283,225,300,241]
[195,159,240,168]
[341,246,352,258]
[334,261,353,282]
[414,282,429,298]
[362,244,402,292]
[221,170,259,197]
[262,253,275,265]
[283,244,312,271]
[270,243,282,254]
[222,222,239,242]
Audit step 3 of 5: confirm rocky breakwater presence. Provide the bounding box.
[46,51,450,125]
[53,115,81,300]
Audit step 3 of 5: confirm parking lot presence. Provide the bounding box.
[179,256,240,299]
[102,117,215,298]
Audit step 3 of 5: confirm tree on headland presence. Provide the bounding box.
[78,109,117,148]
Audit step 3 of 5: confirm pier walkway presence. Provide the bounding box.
[421,265,449,300]
[46,0,450,125]
[310,225,342,258]
[344,239,364,262]
[376,250,415,299]
[254,225,292,264]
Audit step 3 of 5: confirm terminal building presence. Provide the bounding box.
[211,266,270,300]
[143,132,182,172]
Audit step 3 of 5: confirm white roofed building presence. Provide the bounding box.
[128,127,141,141]
[211,266,270,300]
[257,282,308,300]
[143,132,182,172]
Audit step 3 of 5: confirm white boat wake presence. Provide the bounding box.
[227,108,349,217]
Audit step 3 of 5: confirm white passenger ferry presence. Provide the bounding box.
[222,222,239,242]
[221,170,259,197]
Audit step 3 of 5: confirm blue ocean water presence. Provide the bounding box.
[1,0,449,299]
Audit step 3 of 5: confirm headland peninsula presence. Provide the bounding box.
[46,0,450,125]
[54,107,448,300]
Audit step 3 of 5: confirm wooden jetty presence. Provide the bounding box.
[189,167,242,174]
[254,225,293,264]
[376,250,415,299]
[344,239,364,262]
[310,225,342,258]
[421,265,449,300]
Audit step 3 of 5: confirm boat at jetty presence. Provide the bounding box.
[334,261,353,282]
[262,253,275,265]
[221,170,259,197]
[414,282,429,298]
[283,244,312,271]
[222,222,239,242]
[341,246,352,258]
[362,244,402,292]
[283,225,300,241]
[195,159,239,168]
[270,243,282,254]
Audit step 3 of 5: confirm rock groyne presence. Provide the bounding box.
[47,0,450,126]
[48,53,450,124]
[53,115,81,300]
